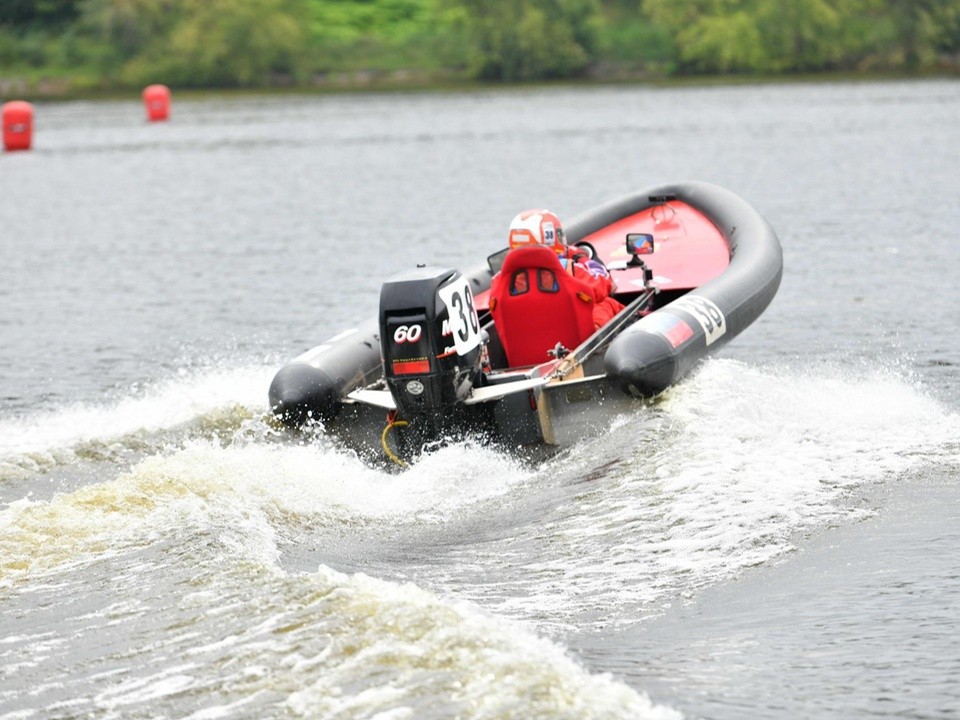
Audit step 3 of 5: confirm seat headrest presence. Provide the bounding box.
[500,245,565,273]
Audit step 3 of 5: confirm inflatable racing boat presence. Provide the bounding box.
[268,181,783,465]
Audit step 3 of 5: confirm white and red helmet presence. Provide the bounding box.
[508,209,566,254]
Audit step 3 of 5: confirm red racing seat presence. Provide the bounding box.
[489,245,596,367]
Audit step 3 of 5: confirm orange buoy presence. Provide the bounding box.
[2,101,34,151]
[142,84,171,122]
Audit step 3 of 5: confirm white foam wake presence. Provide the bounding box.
[437,358,960,629]
[0,440,679,720]
[0,365,276,481]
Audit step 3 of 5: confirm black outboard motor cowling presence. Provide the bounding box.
[379,266,484,435]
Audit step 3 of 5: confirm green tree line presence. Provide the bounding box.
[1,0,958,92]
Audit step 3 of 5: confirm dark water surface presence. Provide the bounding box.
[1,80,959,719]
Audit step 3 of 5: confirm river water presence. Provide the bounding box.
[1,79,958,719]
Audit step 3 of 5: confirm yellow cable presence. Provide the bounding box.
[381,420,409,467]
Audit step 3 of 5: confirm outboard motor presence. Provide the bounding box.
[379,266,484,437]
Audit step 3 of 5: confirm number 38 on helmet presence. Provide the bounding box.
[507,209,567,255]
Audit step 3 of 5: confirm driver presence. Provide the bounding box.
[506,209,624,327]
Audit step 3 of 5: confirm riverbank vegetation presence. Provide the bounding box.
[2,0,959,97]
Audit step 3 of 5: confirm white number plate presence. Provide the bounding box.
[669,295,726,346]
[437,277,481,356]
